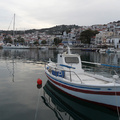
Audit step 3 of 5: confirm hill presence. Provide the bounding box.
[37,24,79,35]
[0,24,79,35]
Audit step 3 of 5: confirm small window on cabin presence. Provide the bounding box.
[65,57,79,63]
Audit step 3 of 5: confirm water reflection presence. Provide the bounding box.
[72,49,120,66]
[43,81,119,120]
[0,49,55,62]
[0,49,120,82]
[0,49,120,120]
[37,84,42,89]
[0,49,120,66]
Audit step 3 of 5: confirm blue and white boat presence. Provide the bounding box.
[45,47,120,111]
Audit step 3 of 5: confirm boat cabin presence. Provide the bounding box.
[57,52,84,73]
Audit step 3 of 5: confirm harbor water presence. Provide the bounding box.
[0,49,120,120]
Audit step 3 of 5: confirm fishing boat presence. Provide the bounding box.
[45,46,120,111]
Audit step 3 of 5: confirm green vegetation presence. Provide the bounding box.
[80,29,99,44]
[34,41,39,45]
[41,40,47,44]
[54,37,62,45]
[3,35,25,44]
[3,36,12,43]
[17,36,25,43]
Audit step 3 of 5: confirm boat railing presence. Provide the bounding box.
[82,64,120,79]
[45,62,120,83]
[64,69,83,83]
[45,63,83,83]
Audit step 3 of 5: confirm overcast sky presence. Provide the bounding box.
[0,0,120,30]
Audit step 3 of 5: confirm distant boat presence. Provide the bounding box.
[2,43,30,49]
[40,46,48,50]
[99,48,106,53]
[2,14,30,49]
[106,48,115,53]
[116,49,120,53]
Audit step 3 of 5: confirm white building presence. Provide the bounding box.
[106,36,120,48]
[95,31,113,44]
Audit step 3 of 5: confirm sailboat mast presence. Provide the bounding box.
[12,14,15,82]
[13,14,15,44]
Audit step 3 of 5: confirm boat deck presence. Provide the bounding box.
[46,63,119,86]
[65,72,112,85]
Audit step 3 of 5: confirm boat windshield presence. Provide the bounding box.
[65,57,79,63]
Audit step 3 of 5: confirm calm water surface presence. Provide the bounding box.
[0,49,120,120]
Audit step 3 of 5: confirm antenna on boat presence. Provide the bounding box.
[67,46,71,54]
[48,58,52,63]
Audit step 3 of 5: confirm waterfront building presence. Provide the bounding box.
[106,35,120,48]
[95,31,113,45]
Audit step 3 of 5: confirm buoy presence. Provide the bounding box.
[37,78,42,85]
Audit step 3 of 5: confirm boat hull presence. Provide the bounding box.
[45,72,120,111]
[44,81,118,119]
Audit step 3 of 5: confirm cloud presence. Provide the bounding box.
[0,0,120,30]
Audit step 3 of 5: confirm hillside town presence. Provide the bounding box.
[0,20,120,49]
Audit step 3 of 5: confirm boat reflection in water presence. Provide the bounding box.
[42,81,119,120]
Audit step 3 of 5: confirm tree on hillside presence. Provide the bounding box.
[17,36,25,44]
[41,40,47,44]
[3,36,12,43]
[54,38,62,45]
[80,29,99,44]
[34,40,39,45]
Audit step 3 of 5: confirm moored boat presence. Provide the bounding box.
[2,43,30,49]
[45,46,120,111]
[99,48,106,53]
[40,46,48,50]
[106,48,116,53]
[2,14,30,49]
